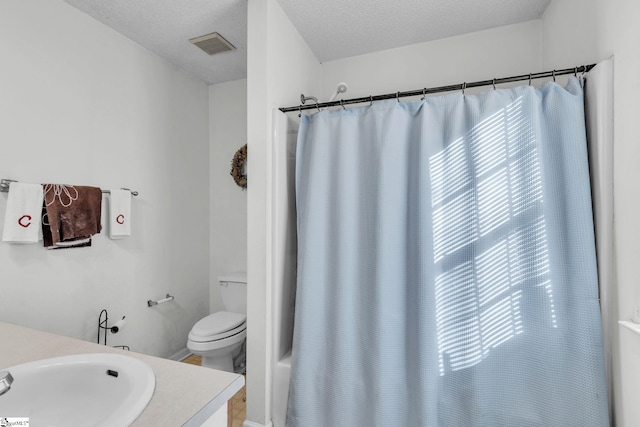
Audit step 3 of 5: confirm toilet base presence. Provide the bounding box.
[202,354,233,372]
[189,338,245,372]
[233,339,246,373]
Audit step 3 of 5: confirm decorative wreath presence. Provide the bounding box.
[230,144,247,189]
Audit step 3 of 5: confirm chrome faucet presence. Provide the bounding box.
[0,371,13,396]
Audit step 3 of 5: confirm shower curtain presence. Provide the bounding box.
[287,77,610,426]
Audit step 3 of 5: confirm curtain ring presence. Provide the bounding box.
[298,105,302,118]
[529,73,532,86]
[340,99,345,110]
[492,78,496,90]
[462,82,467,95]
[396,91,401,102]
[369,95,373,107]
[421,88,426,100]
[552,70,556,82]
[574,67,578,77]
[315,101,321,112]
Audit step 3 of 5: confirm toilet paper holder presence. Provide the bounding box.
[97,309,126,347]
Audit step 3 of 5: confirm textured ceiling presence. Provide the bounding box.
[64,0,247,85]
[63,0,551,85]
[278,0,552,62]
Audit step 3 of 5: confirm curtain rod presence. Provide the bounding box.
[279,64,596,113]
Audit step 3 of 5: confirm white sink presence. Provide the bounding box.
[0,353,155,426]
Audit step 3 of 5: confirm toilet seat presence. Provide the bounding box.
[188,311,247,343]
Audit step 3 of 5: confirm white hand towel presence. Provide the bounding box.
[2,182,44,243]
[109,189,132,239]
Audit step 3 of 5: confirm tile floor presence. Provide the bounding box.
[181,354,246,427]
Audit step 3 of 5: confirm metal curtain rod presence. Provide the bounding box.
[279,64,596,113]
[0,178,139,196]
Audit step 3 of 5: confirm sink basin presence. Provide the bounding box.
[0,353,155,426]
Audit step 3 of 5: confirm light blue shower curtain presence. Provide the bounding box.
[287,77,609,427]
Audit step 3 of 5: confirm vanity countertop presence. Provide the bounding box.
[0,321,244,426]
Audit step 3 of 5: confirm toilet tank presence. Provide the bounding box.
[219,272,247,315]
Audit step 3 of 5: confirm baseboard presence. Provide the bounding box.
[168,347,191,362]
[243,420,273,427]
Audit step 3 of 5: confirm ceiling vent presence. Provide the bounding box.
[189,32,236,55]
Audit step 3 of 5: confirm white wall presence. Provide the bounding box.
[541,0,603,69]
[322,20,543,100]
[0,0,210,359]
[209,79,248,313]
[542,1,640,425]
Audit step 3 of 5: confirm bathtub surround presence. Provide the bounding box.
[0,0,210,359]
[269,113,299,427]
[246,1,322,425]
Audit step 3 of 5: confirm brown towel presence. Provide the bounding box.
[42,185,102,247]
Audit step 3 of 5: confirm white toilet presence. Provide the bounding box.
[187,272,247,372]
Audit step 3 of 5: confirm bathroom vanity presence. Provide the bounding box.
[0,321,244,426]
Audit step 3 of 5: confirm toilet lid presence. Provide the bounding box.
[190,311,246,339]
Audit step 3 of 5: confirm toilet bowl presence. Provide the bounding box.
[188,311,246,372]
[187,273,247,372]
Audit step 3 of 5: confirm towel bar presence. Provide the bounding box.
[0,178,138,196]
[147,294,175,307]
[0,179,16,193]
[103,188,139,197]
